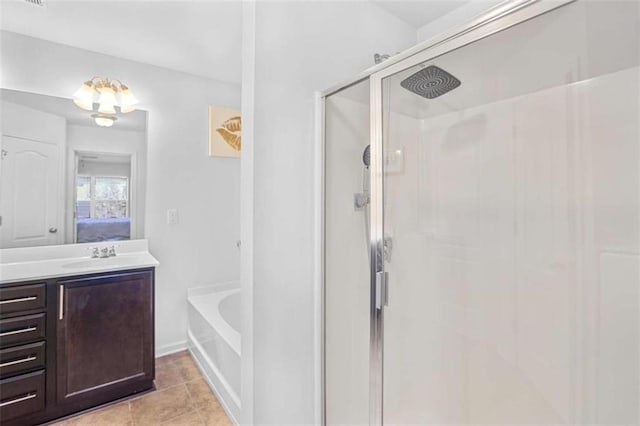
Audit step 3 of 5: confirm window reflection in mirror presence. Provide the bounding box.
[0,88,147,248]
[74,153,132,243]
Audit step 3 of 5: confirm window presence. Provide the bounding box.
[76,176,129,219]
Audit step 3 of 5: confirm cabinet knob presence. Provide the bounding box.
[49,227,58,233]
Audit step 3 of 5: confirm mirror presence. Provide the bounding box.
[0,88,147,248]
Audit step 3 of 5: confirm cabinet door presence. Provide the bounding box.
[56,270,154,405]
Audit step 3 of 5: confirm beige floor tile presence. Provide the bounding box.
[62,401,132,426]
[155,355,175,367]
[185,379,222,410]
[173,356,202,382]
[51,352,227,426]
[130,384,195,425]
[161,350,191,363]
[198,404,232,426]
[155,360,185,390]
[160,410,204,426]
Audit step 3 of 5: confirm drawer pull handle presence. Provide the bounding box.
[59,285,64,320]
[0,326,36,337]
[0,392,37,407]
[0,296,37,305]
[0,355,36,368]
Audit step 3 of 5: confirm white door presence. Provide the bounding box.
[0,135,62,247]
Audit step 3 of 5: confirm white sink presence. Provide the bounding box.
[0,240,159,284]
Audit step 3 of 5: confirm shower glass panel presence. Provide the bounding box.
[380,1,639,424]
[324,79,371,425]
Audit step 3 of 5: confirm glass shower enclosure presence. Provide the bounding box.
[323,0,639,424]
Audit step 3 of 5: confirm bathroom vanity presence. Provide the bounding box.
[0,240,158,425]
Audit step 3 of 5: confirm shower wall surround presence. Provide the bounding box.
[381,66,639,425]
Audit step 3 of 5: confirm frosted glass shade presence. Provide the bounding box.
[98,86,117,114]
[119,88,138,113]
[73,82,94,111]
[92,114,116,127]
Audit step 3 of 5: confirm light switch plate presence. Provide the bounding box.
[167,209,178,225]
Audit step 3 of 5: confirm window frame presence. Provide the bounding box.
[76,174,130,219]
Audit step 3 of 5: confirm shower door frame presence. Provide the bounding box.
[321,0,575,424]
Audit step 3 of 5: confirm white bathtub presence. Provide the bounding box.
[187,285,241,423]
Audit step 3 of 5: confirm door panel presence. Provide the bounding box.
[378,1,639,425]
[324,79,372,425]
[0,135,61,248]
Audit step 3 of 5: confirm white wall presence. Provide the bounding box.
[243,2,416,424]
[1,100,66,145]
[1,31,241,355]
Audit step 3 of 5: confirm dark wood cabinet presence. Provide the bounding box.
[0,268,155,426]
[57,269,154,406]
[0,281,50,424]
[0,370,46,421]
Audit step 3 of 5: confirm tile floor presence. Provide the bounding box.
[52,350,232,426]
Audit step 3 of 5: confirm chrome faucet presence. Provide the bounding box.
[100,247,109,258]
[90,245,116,258]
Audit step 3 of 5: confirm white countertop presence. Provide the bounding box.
[0,239,159,284]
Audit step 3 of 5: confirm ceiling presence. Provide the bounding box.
[372,0,469,28]
[1,88,147,131]
[0,0,468,86]
[0,0,243,84]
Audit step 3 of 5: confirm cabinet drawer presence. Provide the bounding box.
[0,370,45,421]
[0,314,46,348]
[0,284,46,315]
[0,342,45,379]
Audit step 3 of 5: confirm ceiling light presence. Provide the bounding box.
[119,85,138,114]
[72,77,138,127]
[73,81,95,111]
[97,86,117,114]
[91,113,117,127]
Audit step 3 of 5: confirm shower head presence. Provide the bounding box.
[400,65,461,99]
[363,145,370,168]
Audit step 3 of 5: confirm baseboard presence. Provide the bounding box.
[155,340,187,358]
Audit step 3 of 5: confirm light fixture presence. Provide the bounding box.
[72,77,138,127]
[91,113,117,127]
[97,85,117,114]
[73,81,94,111]
[118,85,138,114]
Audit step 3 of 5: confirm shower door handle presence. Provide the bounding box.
[375,271,389,309]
